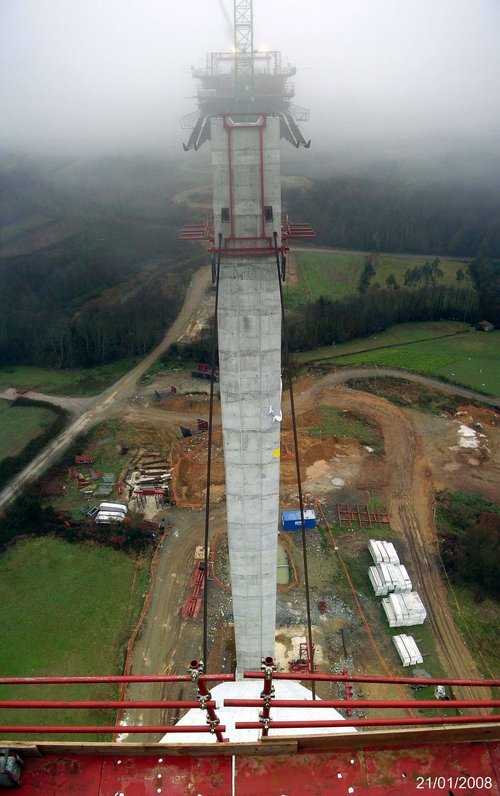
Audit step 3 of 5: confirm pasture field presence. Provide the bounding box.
[0,399,58,462]
[295,325,500,397]
[285,250,470,310]
[0,537,149,738]
[333,330,500,396]
[293,321,471,362]
[0,359,136,397]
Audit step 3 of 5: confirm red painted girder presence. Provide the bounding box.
[244,671,500,686]
[235,741,500,796]
[0,724,225,734]
[236,715,500,729]
[226,698,499,709]
[0,674,234,684]
[0,700,212,709]
[20,754,233,795]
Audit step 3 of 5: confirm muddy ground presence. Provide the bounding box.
[116,369,500,739]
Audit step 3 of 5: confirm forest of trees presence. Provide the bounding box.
[284,173,500,257]
[0,245,195,368]
[0,155,202,368]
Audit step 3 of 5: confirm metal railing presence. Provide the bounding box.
[0,663,498,742]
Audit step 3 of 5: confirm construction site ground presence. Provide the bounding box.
[13,267,498,737]
[93,366,500,740]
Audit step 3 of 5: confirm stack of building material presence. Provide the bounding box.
[368,539,400,565]
[95,501,127,525]
[382,592,427,627]
[392,634,423,667]
[368,563,412,596]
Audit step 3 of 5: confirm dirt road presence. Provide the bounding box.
[300,366,500,409]
[292,376,488,703]
[0,266,211,512]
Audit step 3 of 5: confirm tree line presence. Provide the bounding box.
[286,283,480,351]
[0,243,199,368]
[0,495,153,554]
[437,491,500,599]
[284,173,500,257]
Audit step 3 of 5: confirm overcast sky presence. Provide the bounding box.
[1,0,499,153]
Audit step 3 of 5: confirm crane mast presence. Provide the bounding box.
[234,0,254,100]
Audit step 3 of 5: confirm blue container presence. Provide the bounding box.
[281,509,316,531]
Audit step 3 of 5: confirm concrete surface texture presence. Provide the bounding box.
[211,114,283,674]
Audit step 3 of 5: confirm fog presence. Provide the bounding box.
[1,0,500,163]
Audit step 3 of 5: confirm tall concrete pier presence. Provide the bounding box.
[213,115,282,673]
[181,2,310,673]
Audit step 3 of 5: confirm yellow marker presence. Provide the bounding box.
[273,448,280,459]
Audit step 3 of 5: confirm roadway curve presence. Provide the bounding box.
[304,366,500,409]
[0,266,211,512]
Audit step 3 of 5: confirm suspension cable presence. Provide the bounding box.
[202,235,222,670]
[274,232,316,699]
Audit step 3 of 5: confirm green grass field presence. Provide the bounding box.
[0,537,149,739]
[0,359,136,397]
[285,250,470,310]
[333,331,500,396]
[294,321,471,361]
[0,400,59,462]
[295,324,500,397]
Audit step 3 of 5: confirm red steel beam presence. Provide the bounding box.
[0,724,226,735]
[0,700,213,710]
[235,716,500,730]
[243,672,500,687]
[225,699,500,709]
[0,674,234,685]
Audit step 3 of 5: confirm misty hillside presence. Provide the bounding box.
[1,150,499,370]
[0,154,204,368]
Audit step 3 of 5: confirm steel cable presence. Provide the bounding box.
[274,233,316,699]
[202,235,222,671]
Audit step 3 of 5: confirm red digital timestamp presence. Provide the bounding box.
[416,775,493,789]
